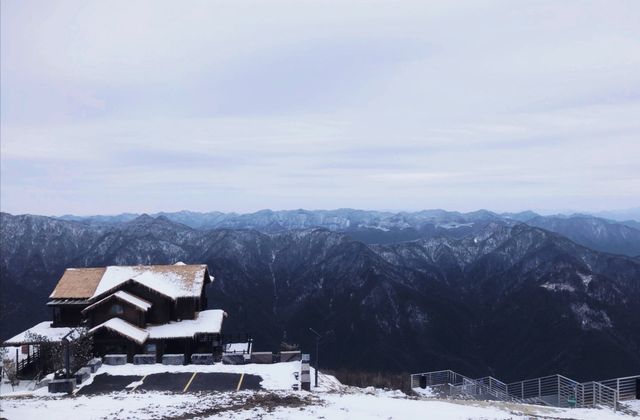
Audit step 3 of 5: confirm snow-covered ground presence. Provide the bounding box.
[1,362,638,420]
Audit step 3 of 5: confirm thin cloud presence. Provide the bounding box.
[1,0,639,215]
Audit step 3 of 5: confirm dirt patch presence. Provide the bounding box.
[160,392,319,420]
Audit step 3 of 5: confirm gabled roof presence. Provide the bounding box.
[49,264,210,301]
[49,267,106,299]
[89,318,149,345]
[82,291,152,314]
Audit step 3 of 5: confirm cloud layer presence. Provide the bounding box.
[2,0,639,215]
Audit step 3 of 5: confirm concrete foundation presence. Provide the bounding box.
[48,379,75,394]
[133,354,156,365]
[162,354,184,365]
[250,352,274,364]
[222,354,245,365]
[87,357,102,373]
[74,367,91,385]
[280,351,302,362]
[103,354,127,365]
[191,353,214,365]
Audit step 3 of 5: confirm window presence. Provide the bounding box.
[145,344,157,354]
[109,303,124,316]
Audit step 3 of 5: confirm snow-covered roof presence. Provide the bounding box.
[49,264,210,301]
[91,265,208,300]
[147,310,225,339]
[89,318,149,345]
[3,322,76,345]
[83,291,152,313]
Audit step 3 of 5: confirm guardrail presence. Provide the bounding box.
[411,370,621,411]
[410,370,522,403]
[598,374,640,401]
[581,381,619,410]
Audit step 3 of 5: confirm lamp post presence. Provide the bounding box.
[308,328,321,388]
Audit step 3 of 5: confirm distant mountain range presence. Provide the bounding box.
[57,209,640,256]
[1,209,639,381]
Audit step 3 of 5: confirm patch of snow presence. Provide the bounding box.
[571,303,613,330]
[578,272,593,287]
[124,379,144,389]
[174,261,186,265]
[413,386,438,397]
[541,282,576,292]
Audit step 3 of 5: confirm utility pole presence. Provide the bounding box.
[308,328,321,388]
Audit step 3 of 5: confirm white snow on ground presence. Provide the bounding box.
[1,362,637,420]
[625,400,640,410]
[412,385,438,397]
[3,387,635,420]
[147,309,225,338]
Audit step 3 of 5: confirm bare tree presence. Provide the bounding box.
[2,357,19,390]
[22,327,93,377]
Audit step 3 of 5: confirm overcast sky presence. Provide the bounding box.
[1,0,639,216]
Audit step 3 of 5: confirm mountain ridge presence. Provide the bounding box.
[1,212,639,381]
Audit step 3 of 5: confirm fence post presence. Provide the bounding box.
[538,378,541,398]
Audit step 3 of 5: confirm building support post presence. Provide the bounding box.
[309,328,322,388]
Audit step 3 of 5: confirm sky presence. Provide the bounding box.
[1,0,639,216]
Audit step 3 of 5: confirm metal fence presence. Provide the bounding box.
[580,381,619,410]
[411,370,620,412]
[410,370,521,402]
[598,375,640,401]
[506,374,618,411]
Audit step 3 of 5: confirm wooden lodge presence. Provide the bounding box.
[4,263,227,364]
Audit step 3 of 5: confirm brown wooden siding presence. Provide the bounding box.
[86,299,146,328]
[52,305,85,327]
[175,298,199,320]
